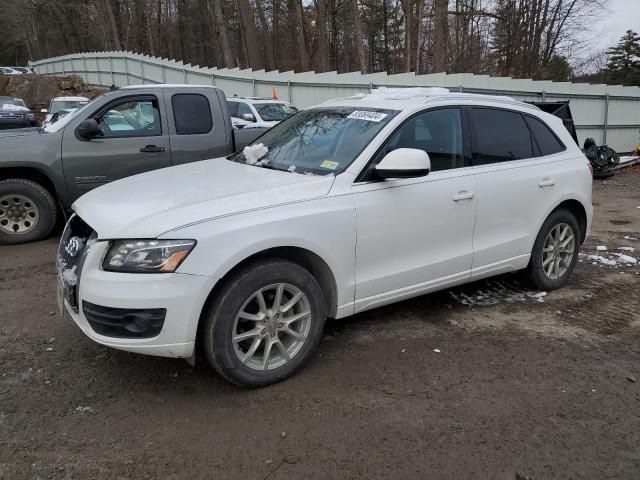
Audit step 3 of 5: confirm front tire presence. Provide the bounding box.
[526,209,580,290]
[0,179,58,245]
[202,259,327,387]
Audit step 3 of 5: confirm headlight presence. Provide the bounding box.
[25,113,34,120]
[103,239,196,273]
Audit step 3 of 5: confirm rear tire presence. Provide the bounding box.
[0,179,58,245]
[202,258,327,387]
[525,209,580,291]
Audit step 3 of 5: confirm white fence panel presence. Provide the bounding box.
[30,51,640,151]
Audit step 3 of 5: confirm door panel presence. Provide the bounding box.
[164,89,231,165]
[353,170,477,308]
[61,95,171,200]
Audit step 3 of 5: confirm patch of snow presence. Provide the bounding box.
[242,143,268,165]
[623,236,638,240]
[62,265,78,286]
[433,348,441,353]
[616,253,637,264]
[587,255,618,266]
[596,245,607,251]
[287,165,296,173]
[368,86,450,100]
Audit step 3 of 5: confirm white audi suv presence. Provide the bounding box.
[57,88,592,387]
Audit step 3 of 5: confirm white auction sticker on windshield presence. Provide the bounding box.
[347,110,388,122]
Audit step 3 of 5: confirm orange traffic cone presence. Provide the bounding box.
[271,87,278,99]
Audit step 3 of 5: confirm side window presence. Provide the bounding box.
[172,93,213,135]
[385,108,465,172]
[237,102,254,119]
[95,98,161,137]
[470,108,533,164]
[524,115,565,156]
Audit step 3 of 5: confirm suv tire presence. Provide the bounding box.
[202,258,327,387]
[526,209,580,290]
[0,179,58,245]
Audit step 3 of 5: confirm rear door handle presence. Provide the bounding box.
[538,178,555,187]
[139,145,166,153]
[453,191,475,201]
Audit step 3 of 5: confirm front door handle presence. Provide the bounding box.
[538,178,555,187]
[453,191,475,201]
[140,145,166,153]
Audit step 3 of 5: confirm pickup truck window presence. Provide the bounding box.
[172,93,213,135]
[96,98,161,138]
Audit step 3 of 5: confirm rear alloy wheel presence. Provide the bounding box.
[202,259,327,387]
[526,209,580,290]
[0,179,57,245]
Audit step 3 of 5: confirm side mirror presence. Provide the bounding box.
[375,148,431,179]
[242,113,256,122]
[77,119,103,140]
[40,108,48,113]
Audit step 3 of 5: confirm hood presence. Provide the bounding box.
[73,158,335,239]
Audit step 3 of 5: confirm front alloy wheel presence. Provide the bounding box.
[202,259,327,387]
[232,283,312,371]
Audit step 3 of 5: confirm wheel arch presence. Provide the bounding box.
[551,199,588,244]
[200,245,339,323]
[0,166,65,217]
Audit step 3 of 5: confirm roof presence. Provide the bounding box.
[51,96,89,101]
[120,84,219,90]
[319,87,536,113]
[227,97,290,104]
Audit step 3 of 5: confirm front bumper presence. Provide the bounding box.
[58,240,214,358]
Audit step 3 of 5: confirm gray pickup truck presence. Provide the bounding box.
[0,85,266,244]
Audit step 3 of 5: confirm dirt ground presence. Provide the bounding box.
[1,170,639,480]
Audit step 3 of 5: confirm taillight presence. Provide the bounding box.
[587,161,593,176]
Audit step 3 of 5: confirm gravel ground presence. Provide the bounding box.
[1,170,639,480]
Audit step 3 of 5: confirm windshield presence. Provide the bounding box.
[254,103,299,122]
[230,106,398,175]
[50,100,88,113]
[43,97,99,133]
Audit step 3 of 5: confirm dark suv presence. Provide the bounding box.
[0,97,36,129]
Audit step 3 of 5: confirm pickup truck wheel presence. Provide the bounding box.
[202,259,327,387]
[0,179,57,245]
[526,209,580,291]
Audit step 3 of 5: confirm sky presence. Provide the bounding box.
[591,0,640,51]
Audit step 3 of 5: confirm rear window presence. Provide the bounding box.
[172,94,213,135]
[525,115,565,156]
[470,108,533,164]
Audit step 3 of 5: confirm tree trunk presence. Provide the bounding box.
[433,0,448,72]
[236,0,262,69]
[316,0,329,71]
[255,0,275,70]
[211,0,235,67]
[352,0,367,73]
[103,0,122,50]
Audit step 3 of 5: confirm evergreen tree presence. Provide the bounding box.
[604,30,640,86]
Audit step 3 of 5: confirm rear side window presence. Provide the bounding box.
[172,94,213,135]
[470,108,533,164]
[525,116,565,156]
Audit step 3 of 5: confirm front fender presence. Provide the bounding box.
[167,195,357,311]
